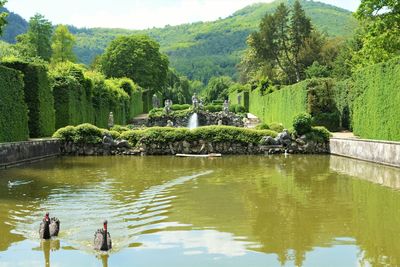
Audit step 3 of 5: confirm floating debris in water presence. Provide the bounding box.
[7,180,33,188]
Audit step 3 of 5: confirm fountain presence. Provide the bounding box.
[188,113,198,129]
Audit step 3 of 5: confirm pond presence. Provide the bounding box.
[0,155,400,267]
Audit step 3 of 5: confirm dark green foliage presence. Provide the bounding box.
[100,35,169,92]
[50,63,94,129]
[204,76,233,102]
[3,59,55,137]
[0,65,29,142]
[351,57,400,141]
[229,104,246,114]
[305,126,331,143]
[293,113,312,135]
[204,104,222,113]
[255,123,270,130]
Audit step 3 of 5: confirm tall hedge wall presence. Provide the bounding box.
[0,65,29,142]
[229,90,249,111]
[3,60,55,137]
[351,57,400,141]
[51,63,143,130]
[51,63,94,129]
[249,81,308,128]
[247,79,341,131]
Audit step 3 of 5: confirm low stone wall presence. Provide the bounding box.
[60,138,329,156]
[0,139,61,168]
[330,138,400,168]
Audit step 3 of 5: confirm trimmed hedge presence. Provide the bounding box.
[248,79,340,131]
[51,63,143,129]
[3,60,55,137]
[351,57,400,141]
[0,65,29,142]
[54,124,278,146]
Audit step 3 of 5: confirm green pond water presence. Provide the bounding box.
[1,155,400,267]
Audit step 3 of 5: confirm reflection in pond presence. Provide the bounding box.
[0,155,399,266]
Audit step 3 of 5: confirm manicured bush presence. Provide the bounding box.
[3,60,55,137]
[110,125,130,133]
[351,57,400,141]
[171,104,190,111]
[205,104,222,112]
[229,104,246,114]
[255,123,270,130]
[52,125,76,142]
[0,65,29,142]
[305,126,331,143]
[293,113,312,135]
[269,122,284,133]
[102,129,121,140]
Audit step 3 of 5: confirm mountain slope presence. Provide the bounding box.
[1,0,358,83]
[73,0,358,82]
[0,8,28,43]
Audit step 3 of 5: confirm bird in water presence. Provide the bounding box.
[39,212,60,239]
[94,220,112,251]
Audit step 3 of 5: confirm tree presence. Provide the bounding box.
[353,0,400,68]
[15,14,52,61]
[204,76,233,102]
[0,0,8,36]
[51,25,76,63]
[100,35,169,92]
[248,1,319,84]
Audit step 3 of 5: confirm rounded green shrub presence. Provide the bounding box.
[255,123,270,130]
[305,126,331,143]
[171,104,190,111]
[293,113,312,135]
[73,123,103,144]
[52,125,76,142]
[205,104,223,112]
[269,122,284,133]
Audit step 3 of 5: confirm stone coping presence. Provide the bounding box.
[330,137,400,146]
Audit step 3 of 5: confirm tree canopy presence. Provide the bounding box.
[100,35,169,93]
[51,25,76,63]
[15,13,52,61]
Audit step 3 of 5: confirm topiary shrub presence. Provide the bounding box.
[171,104,190,111]
[52,125,76,142]
[293,113,312,135]
[255,123,270,130]
[205,104,223,112]
[111,125,130,133]
[305,126,331,143]
[102,129,121,140]
[269,122,284,133]
[73,123,103,144]
[229,104,246,114]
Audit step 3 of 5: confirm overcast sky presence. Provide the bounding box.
[5,0,361,30]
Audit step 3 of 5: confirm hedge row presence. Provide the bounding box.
[350,57,400,141]
[53,123,279,146]
[0,65,29,142]
[3,60,55,138]
[246,78,341,131]
[50,63,143,129]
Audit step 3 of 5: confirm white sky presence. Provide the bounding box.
[5,0,361,30]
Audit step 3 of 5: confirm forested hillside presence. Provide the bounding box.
[1,0,358,83]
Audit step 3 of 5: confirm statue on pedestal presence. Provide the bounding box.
[152,94,159,108]
[223,100,229,115]
[108,112,114,129]
[164,99,172,114]
[192,93,199,111]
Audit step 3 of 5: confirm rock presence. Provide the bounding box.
[116,139,130,148]
[260,136,278,145]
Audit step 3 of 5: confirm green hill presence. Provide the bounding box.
[2,0,358,83]
[72,0,358,83]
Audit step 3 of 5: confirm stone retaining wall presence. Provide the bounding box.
[330,138,400,168]
[0,139,61,168]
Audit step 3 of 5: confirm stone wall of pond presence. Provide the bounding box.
[330,138,400,168]
[0,139,61,168]
[147,111,244,127]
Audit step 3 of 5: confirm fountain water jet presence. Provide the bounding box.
[188,113,198,129]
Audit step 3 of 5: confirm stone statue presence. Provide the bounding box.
[237,95,242,105]
[164,99,172,114]
[199,99,204,110]
[166,120,174,127]
[192,93,199,111]
[218,119,223,126]
[223,100,229,114]
[108,112,114,129]
[152,94,159,108]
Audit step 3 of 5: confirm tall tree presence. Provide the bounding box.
[0,0,8,36]
[248,1,318,84]
[16,13,52,61]
[51,25,76,63]
[100,35,169,92]
[353,0,400,68]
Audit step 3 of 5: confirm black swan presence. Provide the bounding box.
[39,212,60,239]
[94,220,112,251]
